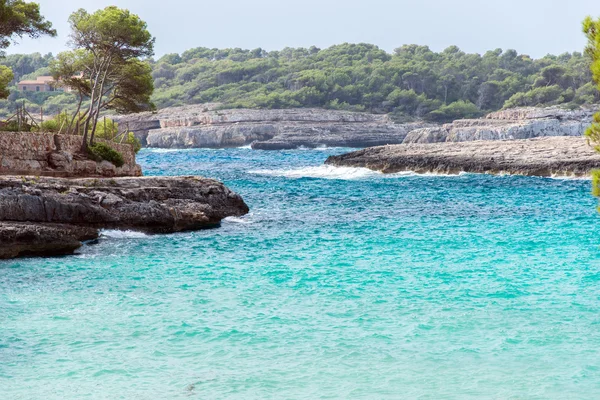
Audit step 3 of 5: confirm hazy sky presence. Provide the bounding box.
[6,0,600,58]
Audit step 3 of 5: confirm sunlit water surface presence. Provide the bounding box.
[2,147,600,399]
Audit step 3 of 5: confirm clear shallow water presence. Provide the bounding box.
[2,147,600,399]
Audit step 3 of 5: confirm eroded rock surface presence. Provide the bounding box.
[110,105,430,149]
[0,176,249,258]
[403,107,595,144]
[0,222,98,259]
[325,136,600,177]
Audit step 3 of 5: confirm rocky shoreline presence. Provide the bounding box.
[0,176,249,259]
[111,104,430,149]
[110,105,595,150]
[325,136,600,177]
[403,107,594,144]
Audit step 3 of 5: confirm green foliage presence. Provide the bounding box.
[39,111,70,132]
[593,170,600,198]
[0,0,56,53]
[424,101,482,123]
[149,43,597,121]
[68,7,154,60]
[0,0,56,98]
[504,85,565,108]
[1,42,599,122]
[66,6,155,148]
[105,59,155,114]
[582,16,600,202]
[583,17,600,151]
[124,132,141,153]
[0,65,13,98]
[87,143,124,167]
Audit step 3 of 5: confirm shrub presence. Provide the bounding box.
[88,143,124,167]
[124,132,142,153]
[424,101,482,123]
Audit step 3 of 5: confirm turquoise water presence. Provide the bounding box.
[2,147,600,399]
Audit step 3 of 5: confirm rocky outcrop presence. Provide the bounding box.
[0,132,142,177]
[403,107,595,144]
[110,105,430,149]
[0,175,249,259]
[0,222,98,259]
[250,121,427,150]
[111,105,596,150]
[325,136,600,177]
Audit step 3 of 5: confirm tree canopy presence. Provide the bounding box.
[1,43,598,122]
[60,6,155,149]
[584,16,600,151]
[0,0,55,98]
[148,43,597,122]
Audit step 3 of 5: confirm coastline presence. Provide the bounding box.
[325,136,600,178]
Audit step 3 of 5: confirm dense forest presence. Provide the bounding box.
[1,43,599,123]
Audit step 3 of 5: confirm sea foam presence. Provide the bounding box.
[249,165,382,180]
[100,229,149,239]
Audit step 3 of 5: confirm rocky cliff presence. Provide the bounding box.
[111,105,596,150]
[0,132,142,177]
[325,136,600,177]
[403,107,594,144]
[0,176,249,259]
[110,105,430,149]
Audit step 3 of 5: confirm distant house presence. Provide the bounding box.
[17,76,59,92]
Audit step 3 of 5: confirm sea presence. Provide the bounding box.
[1,147,600,399]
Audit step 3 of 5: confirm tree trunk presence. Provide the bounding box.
[90,71,109,144]
[68,93,84,135]
[81,58,107,152]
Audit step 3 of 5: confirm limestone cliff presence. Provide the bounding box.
[110,105,430,149]
[111,105,596,150]
[403,107,594,144]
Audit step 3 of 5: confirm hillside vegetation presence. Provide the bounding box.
[1,43,598,123]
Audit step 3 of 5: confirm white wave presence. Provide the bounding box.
[312,146,357,151]
[249,165,383,180]
[237,144,253,149]
[387,170,466,178]
[143,148,196,153]
[223,215,254,224]
[548,174,591,181]
[100,229,149,239]
[248,165,476,180]
[294,145,356,151]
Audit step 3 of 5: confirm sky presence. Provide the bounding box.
[6,0,600,59]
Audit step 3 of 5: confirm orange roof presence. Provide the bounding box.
[17,76,55,85]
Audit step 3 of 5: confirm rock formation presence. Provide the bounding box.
[0,222,98,259]
[110,104,430,149]
[0,176,249,259]
[111,105,596,150]
[403,107,594,144]
[325,136,600,177]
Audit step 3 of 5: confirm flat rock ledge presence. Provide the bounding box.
[325,136,600,177]
[0,176,249,259]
